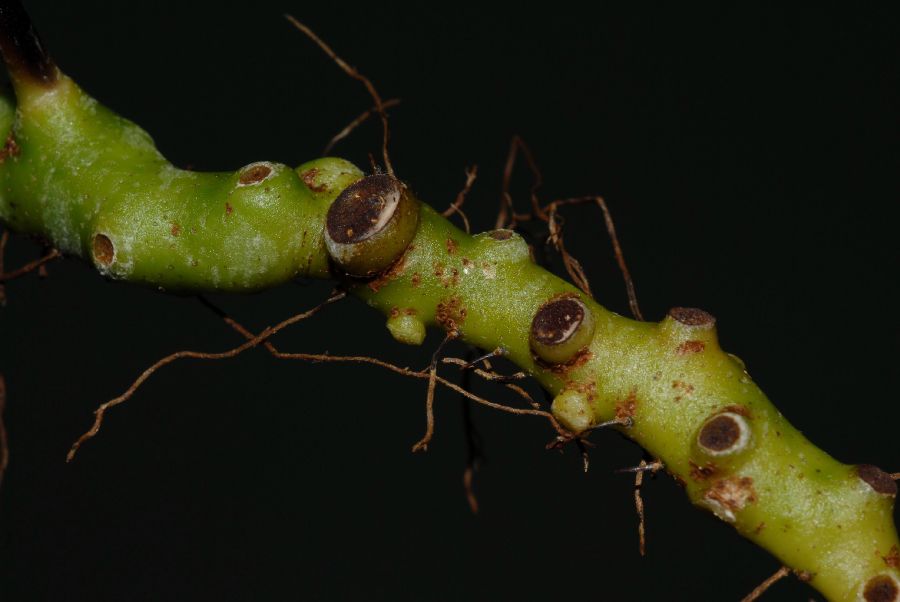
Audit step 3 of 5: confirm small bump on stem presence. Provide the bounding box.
[488,229,514,240]
[864,574,900,602]
[530,295,595,365]
[92,233,114,267]
[668,306,716,328]
[324,174,419,277]
[697,412,751,456]
[857,464,898,496]
[237,162,274,186]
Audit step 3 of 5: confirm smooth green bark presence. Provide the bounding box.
[1,71,897,602]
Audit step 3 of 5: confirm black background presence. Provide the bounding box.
[1,2,898,601]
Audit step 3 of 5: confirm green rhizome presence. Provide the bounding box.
[0,2,897,601]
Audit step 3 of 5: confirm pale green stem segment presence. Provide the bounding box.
[0,71,897,602]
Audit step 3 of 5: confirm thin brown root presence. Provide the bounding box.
[460,355,484,515]
[286,15,394,176]
[739,566,791,602]
[411,362,438,453]
[66,291,346,462]
[442,165,478,234]
[462,464,479,514]
[0,246,60,283]
[545,197,643,320]
[323,98,401,155]
[442,357,536,411]
[0,373,8,488]
[631,459,661,556]
[495,135,541,229]
[411,332,458,452]
[198,301,568,439]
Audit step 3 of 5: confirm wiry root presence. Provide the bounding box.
[617,458,664,556]
[544,197,643,320]
[492,137,643,321]
[496,135,542,230]
[323,98,401,156]
[442,165,478,234]
[0,373,7,488]
[286,15,395,176]
[197,299,568,445]
[66,291,347,461]
[460,353,485,515]
[0,230,60,306]
[740,566,793,602]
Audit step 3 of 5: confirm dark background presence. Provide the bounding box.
[1,2,898,600]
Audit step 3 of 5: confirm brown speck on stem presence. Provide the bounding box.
[489,229,514,240]
[170,223,181,237]
[225,202,233,216]
[446,238,458,255]
[669,307,715,327]
[864,575,900,602]
[0,133,20,163]
[883,546,900,569]
[676,340,706,354]
[300,167,327,192]
[92,234,114,266]
[238,163,272,186]
[857,465,898,496]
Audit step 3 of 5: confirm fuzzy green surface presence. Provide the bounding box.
[0,76,897,602]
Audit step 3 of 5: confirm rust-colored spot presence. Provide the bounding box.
[441,267,460,288]
[705,476,757,514]
[795,570,814,583]
[403,308,417,316]
[531,296,586,346]
[366,245,411,293]
[676,340,706,355]
[754,522,766,534]
[170,223,181,237]
[239,163,272,185]
[615,390,638,421]
[722,404,752,418]
[690,461,718,481]
[436,296,466,332]
[699,414,741,452]
[669,307,715,327]
[883,546,900,569]
[858,465,898,496]
[0,133,20,163]
[446,238,458,254]
[411,272,421,288]
[92,234,114,266]
[389,307,400,318]
[864,575,899,602]
[225,202,233,216]
[546,347,593,376]
[489,229,514,240]
[300,167,327,192]
[671,380,695,401]
[327,174,403,244]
